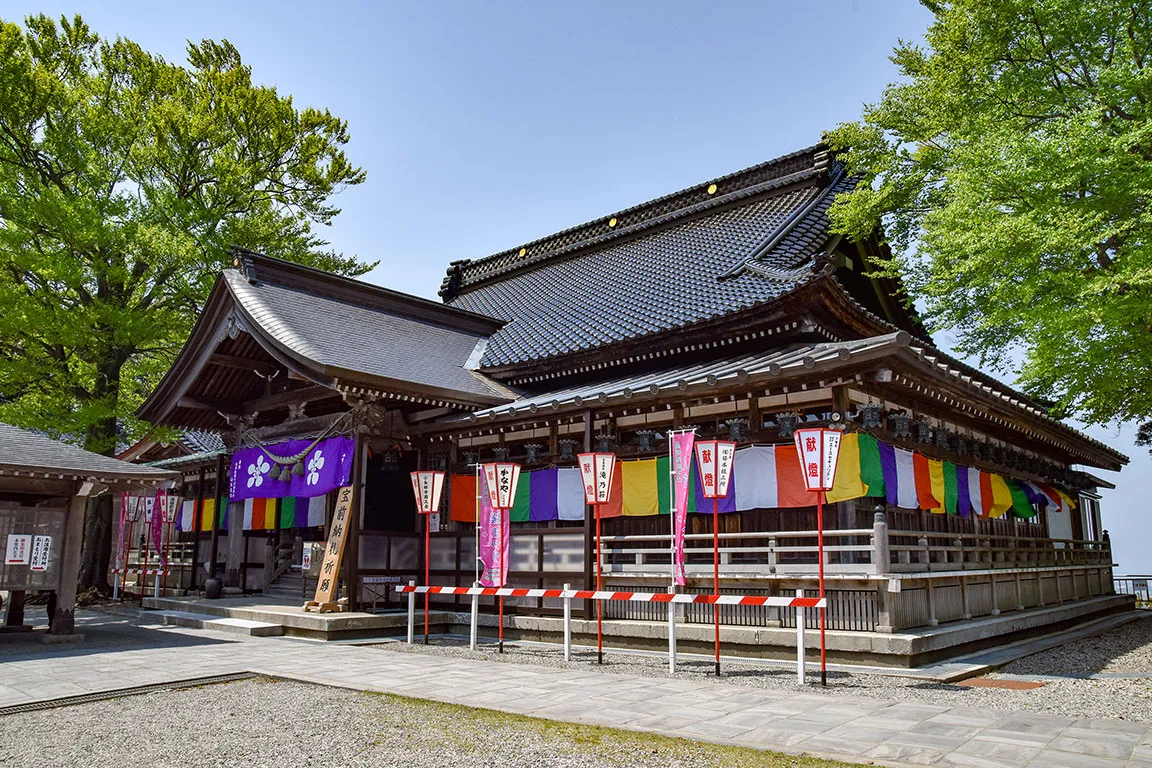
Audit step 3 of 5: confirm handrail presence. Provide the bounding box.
[269,541,296,584]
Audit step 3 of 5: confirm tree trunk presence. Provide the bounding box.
[78,355,125,594]
[77,494,113,592]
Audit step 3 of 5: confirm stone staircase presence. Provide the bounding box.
[264,570,306,601]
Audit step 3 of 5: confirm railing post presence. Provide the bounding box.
[768,536,778,569]
[926,580,938,626]
[563,582,572,662]
[959,575,971,619]
[876,583,894,633]
[990,576,1000,615]
[795,588,806,685]
[1014,572,1025,611]
[407,580,415,645]
[872,510,890,574]
[918,535,930,569]
[470,580,479,651]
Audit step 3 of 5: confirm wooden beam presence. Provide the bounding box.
[178,395,243,415]
[208,353,276,377]
[244,384,335,415]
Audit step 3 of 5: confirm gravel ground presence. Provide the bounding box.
[371,626,1152,723]
[1000,613,1152,676]
[0,679,850,768]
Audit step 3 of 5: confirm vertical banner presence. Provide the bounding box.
[150,490,166,566]
[478,472,509,587]
[29,536,51,572]
[5,534,30,565]
[307,485,355,608]
[821,432,842,490]
[794,430,823,490]
[116,494,129,570]
[670,431,695,586]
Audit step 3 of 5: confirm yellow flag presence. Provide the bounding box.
[989,474,1013,518]
[827,433,868,503]
[622,459,660,516]
[927,459,946,514]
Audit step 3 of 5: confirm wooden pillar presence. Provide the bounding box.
[208,454,225,579]
[188,464,206,593]
[343,431,367,611]
[225,499,245,589]
[582,412,594,621]
[4,590,25,627]
[49,483,96,636]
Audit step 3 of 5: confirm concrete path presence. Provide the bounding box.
[2,610,1150,768]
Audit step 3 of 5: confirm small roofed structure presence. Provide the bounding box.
[0,423,178,637]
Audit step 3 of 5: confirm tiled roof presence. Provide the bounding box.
[460,334,909,421]
[180,430,225,454]
[224,268,517,405]
[445,145,854,368]
[0,423,179,484]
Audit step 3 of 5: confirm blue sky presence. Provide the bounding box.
[9,1,1148,572]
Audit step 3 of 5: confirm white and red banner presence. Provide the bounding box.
[410,471,446,515]
[578,453,616,505]
[695,441,736,499]
[793,428,843,492]
[670,430,695,585]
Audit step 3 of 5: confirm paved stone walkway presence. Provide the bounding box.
[2,611,1151,768]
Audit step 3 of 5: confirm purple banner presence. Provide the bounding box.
[670,431,695,586]
[478,471,509,587]
[229,436,354,502]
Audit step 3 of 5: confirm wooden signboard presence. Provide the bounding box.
[303,485,354,613]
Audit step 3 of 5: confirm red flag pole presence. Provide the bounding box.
[596,501,603,665]
[424,511,430,645]
[817,488,827,687]
[498,505,505,654]
[713,496,721,677]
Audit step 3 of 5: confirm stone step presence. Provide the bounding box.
[148,609,285,637]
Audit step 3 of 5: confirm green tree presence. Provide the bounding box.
[0,14,372,589]
[826,0,1152,435]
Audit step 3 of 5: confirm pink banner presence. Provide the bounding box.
[116,494,129,569]
[478,472,509,587]
[670,430,695,586]
[151,490,166,568]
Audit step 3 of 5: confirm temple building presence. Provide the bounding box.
[133,144,1128,663]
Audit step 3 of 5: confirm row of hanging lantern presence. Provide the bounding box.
[408,435,841,682]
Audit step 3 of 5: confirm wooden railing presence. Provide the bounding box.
[598,514,1112,577]
[599,529,880,575]
[888,530,1111,573]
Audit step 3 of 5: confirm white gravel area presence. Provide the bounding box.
[372,632,1152,723]
[999,613,1152,676]
[0,679,847,768]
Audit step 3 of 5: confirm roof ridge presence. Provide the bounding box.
[440,143,830,299]
[231,248,505,337]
